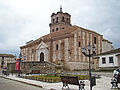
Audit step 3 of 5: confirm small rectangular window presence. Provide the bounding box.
[78,41,81,47]
[109,57,113,63]
[94,37,96,44]
[102,57,106,64]
[56,44,58,50]
[62,17,64,22]
[56,17,58,23]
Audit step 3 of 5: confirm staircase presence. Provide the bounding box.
[20,61,56,74]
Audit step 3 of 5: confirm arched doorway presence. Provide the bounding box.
[40,52,44,62]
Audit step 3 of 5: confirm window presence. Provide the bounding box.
[56,17,58,23]
[56,44,58,50]
[56,28,58,31]
[52,29,54,32]
[94,37,96,44]
[32,49,34,53]
[67,18,69,23]
[62,17,64,22]
[102,57,106,64]
[109,57,113,63]
[52,19,55,24]
[78,41,81,47]
[2,57,4,60]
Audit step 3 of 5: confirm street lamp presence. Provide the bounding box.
[18,53,22,77]
[82,43,96,90]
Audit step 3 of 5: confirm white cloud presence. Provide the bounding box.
[0,0,120,56]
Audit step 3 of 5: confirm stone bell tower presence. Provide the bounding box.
[49,6,72,33]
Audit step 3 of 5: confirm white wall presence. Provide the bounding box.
[36,44,49,62]
[102,41,114,53]
[99,54,118,68]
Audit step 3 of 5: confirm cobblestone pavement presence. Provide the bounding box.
[0,77,46,90]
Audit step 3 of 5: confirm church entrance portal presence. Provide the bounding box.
[40,52,44,62]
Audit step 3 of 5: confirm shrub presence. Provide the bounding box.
[22,74,89,83]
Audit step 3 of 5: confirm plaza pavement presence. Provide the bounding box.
[0,73,115,90]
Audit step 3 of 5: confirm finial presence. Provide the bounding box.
[60,5,62,12]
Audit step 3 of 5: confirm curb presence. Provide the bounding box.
[0,76,43,88]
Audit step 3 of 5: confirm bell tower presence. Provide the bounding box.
[49,6,72,33]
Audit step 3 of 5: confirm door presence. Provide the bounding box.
[40,52,44,62]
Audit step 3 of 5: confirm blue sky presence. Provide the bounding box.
[0,0,120,56]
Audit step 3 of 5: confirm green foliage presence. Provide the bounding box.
[21,74,89,83]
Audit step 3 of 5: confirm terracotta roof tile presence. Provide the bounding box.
[20,25,112,48]
[0,54,14,57]
[96,48,120,56]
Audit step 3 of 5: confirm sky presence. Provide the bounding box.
[0,0,120,56]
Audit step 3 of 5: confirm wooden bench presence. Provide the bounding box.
[60,75,85,90]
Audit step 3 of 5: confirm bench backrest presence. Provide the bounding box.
[117,74,120,83]
[60,75,69,84]
[68,76,79,85]
[60,75,79,85]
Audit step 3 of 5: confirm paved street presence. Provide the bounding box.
[0,70,117,90]
[0,77,45,90]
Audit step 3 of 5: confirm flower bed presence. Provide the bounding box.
[21,74,89,83]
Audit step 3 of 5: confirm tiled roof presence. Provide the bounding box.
[20,26,78,48]
[32,25,103,42]
[96,48,120,56]
[42,26,78,39]
[102,39,112,44]
[0,54,14,57]
[20,25,112,48]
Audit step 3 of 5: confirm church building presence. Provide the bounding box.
[20,7,114,70]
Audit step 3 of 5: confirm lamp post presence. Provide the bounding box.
[82,43,96,90]
[18,53,22,77]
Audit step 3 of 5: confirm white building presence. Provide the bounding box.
[0,54,15,70]
[96,48,120,70]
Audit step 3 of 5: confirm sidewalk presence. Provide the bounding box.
[0,74,113,90]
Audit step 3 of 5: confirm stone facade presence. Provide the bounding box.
[20,8,114,70]
[7,61,56,74]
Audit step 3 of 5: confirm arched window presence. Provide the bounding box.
[56,28,58,31]
[52,19,55,24]
[67,18,69,23]
[40,52,44,62]
[94,37,96,44]
[62,17,64,22]
[56,17,58,23]
[52,29,54,32]
[56,44,58,50]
